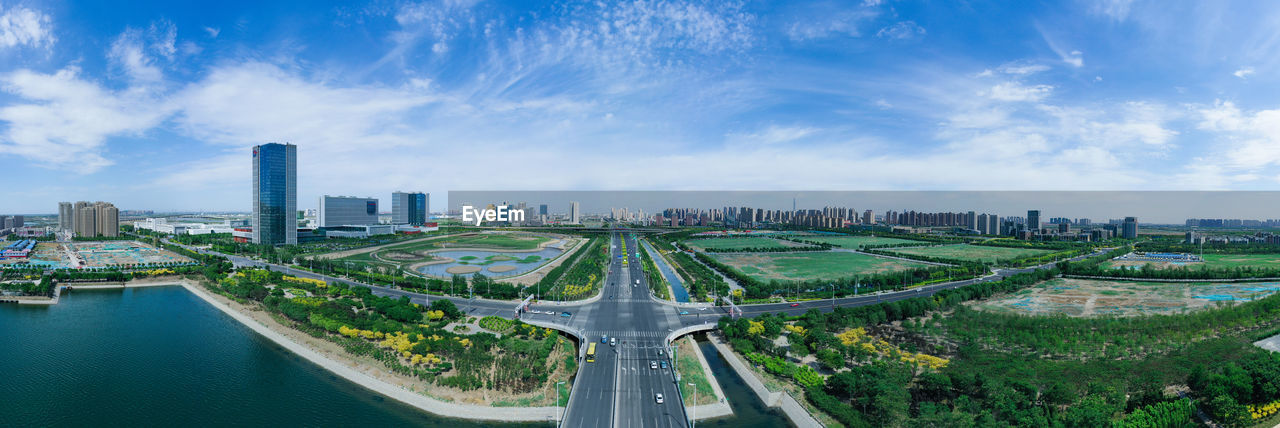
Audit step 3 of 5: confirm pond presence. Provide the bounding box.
[415,240,568,278]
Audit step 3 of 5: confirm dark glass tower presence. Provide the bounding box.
[392,191,428,225]
[252,143,297,245]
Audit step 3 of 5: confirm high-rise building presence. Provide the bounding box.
[59,202,73,231]
[967,211,978,230]
[319,196,379,227]
[862,210,874,225]
[391,192,428,225]
[539,204,548,216]
[76,205,97,237]
[63,201,118,237]
[252,143,297,245]
[569,201,580,224]
[1122,216,1138,239]
[1027,210,1041,232]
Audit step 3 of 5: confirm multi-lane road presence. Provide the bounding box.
[561,231,693,428]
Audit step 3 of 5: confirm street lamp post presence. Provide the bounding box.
[687,383,697,428]
[556,380,566,428]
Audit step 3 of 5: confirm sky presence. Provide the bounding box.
[3,0,1280,214]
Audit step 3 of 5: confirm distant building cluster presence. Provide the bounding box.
[58,201,120,238]
[239,143,436,245]
[1185,218,1280,228]
[1185,231,1280,245]
[0,215,39,238]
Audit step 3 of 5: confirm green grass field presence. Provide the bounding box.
[1201,254,1280,269]
[684,237,806,251]
[884,244,1052,263]
[713,251,930,282]
[800,235,926,249]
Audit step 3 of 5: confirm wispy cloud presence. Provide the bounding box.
[1233,66,1255,79]
[875,21,925,41]
[0,4,54,49]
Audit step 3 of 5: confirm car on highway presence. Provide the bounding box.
[561,312,571,317]
[660,361,668,369]
[601,336,608,343]
[610,337,616,347]
[655,393,664,404]
[650,361,658,369]
[679,311,689,315]
[790,303,800,307]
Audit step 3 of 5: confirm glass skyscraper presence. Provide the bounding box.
[392,191,428,225]
[252,143,297,245]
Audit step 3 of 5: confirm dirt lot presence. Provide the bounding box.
[972,278,1280,317]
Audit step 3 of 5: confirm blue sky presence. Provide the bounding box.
[2,0,1279,214]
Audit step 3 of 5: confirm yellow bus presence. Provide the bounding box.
[586,343,597,363]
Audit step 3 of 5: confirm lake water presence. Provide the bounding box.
[0,286,532,427]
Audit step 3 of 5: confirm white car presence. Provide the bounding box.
[650,361,658,369]
[655,393,664,404]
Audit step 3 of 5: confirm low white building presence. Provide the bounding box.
[324,224,396,239]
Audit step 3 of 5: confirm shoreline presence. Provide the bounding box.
[176,280,562,423]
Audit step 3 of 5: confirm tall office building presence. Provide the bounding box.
[252,143,297,245]
[1027,210,1041,232]
[539,204,548,216]
[391,191,428,225]
[58,202,73,231]
[569,201,580,224]
[319,196,379,227]
[1122,216,1138,239]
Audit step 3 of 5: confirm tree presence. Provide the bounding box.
[430,299,462,320]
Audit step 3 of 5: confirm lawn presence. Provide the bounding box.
[684,237,806,251]
[1202,254,1280,269]
[713,251,930,282]
[884,244,1052,263]
[800,235,927,249]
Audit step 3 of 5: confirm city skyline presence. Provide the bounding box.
[5,2,1280,212]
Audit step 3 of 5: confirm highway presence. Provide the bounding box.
[562,231,691,428]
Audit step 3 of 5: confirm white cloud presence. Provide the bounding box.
[726,125,816,146]
[875,21,925,41]
[0,4,54,49]
[785,6,876,41]
[986,82,1054,102]
[1234,67,1255,79]
[1091,0,1137,22]
[203,27,220,38]
[1037,22,1084,67]
[1196,101,1280,170]
[998,62,1050,76]
[109,29,164,84]
[0,67,173,172]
